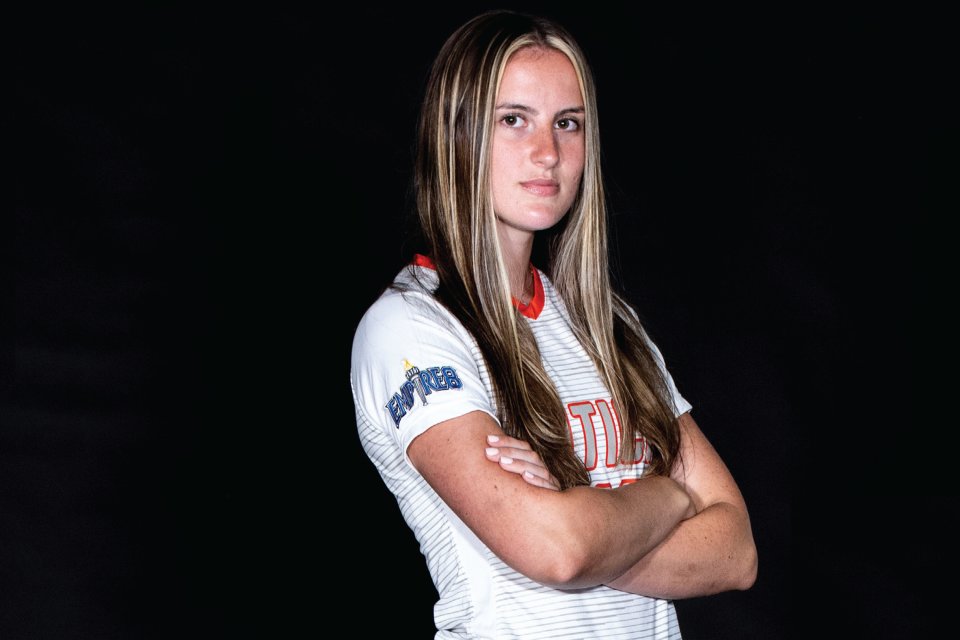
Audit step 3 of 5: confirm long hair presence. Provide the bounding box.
[413,10,680,489]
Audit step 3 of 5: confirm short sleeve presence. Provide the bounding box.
[350,288,498,465]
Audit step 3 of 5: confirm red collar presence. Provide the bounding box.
[412,254,544,320]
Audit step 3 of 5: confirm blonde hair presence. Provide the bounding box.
[412,10,679,488]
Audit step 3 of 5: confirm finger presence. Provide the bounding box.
[484,443,559,490]
[522,469,560,491]
[486,446,545,467]
[485,442,557,487]
[486,434,534,452]
[489,453,560,490]
[485,451,533,476]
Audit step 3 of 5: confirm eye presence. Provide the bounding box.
[556,118,581,131]
[501,113,526,127]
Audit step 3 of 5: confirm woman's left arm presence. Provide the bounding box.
[605,411,758,598]
[487,411,758,599]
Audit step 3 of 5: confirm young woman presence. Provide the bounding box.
[350,10,757,639]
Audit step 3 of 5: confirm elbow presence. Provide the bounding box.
[534,562,585,590]
[520,530,601,589]
[551,544,599,589]
[723,504,758,591]
[734,538,759,591]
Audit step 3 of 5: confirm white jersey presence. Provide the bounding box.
[350,257,693,640]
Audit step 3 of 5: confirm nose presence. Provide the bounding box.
[530,126,559,168]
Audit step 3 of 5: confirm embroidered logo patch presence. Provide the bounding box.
[385,359,463,427]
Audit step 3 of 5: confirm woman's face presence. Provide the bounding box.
[491,47,586,244]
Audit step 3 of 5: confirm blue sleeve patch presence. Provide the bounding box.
[384,360,463,427]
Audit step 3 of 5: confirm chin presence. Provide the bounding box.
[533,210,570,230]
[496,203,572,234]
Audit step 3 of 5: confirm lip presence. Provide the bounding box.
[520,179,560,197]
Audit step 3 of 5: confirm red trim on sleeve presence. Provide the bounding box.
[411,254,545,320]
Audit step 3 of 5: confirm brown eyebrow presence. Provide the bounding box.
[495,103,585,118]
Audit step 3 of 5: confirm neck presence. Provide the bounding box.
[510,265,533,305]
[497,228,535,304]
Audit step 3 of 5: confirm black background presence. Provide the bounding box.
[6,4,952,639]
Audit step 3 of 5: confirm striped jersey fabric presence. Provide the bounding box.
[351,261,692,639]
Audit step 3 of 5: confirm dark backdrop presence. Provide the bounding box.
[6,4,950,639]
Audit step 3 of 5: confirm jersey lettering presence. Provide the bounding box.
[567,398,651,470]
[595,478,638,489]
[567,401,598,469]
[596,399,619,467]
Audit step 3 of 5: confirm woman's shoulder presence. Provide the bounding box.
[353,265,446,345]
[358,264,437,319]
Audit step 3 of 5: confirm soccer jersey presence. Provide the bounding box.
[350,257,693,639]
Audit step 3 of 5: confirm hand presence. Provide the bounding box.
[484,434,560,491]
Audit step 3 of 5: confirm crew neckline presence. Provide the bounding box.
[412,253,544,320]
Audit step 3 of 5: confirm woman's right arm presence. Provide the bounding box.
[408,409,693,589]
